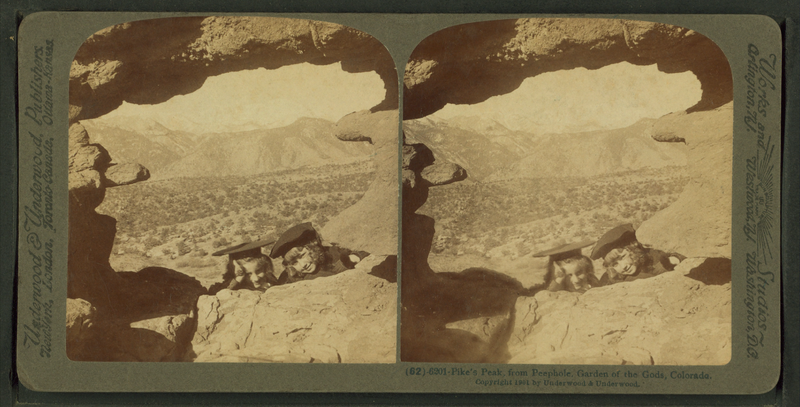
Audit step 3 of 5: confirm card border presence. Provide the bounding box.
[11,8,787,397]
[3,1,799,406]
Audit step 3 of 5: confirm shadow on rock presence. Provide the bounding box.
[369,255,397,283]
[67,266,206,361]
[685,258,731,285]
[401,267,525,363]
[109,266,207,321]
[73,324,195,362]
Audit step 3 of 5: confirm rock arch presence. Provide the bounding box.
[68,16,399,306]
[403,18,731,120]
[402,18,733,268]
[400,18,733,363]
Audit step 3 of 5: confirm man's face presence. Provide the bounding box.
[604,247,637,276]
[558,261,590,292]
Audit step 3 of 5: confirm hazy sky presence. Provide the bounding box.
[101,61,701,135]
[433,62,703,134]
[100,63,386,133]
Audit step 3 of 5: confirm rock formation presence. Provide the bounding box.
[508,259,731,365]
[66,16,399,362]
[421,162,468,186]
[321,109,399,256]
[191,256,396,363]
[65,298,96,360]
[637,103,733,258]
[401,258,731,364]
[402,17,732,259]
[65,15,736,364]
[66,267,206,361]
[400,18,733,364]
[104,163,150,187]
[403,18,731,120]
[69,17,397,123]
[68,122,120,308]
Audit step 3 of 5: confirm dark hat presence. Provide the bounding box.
[212,239,275,260]
[269,222,319,259]
[532,240,594,262]
[590,223,637,260]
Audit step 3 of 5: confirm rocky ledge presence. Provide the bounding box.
[402,258,731,365]
[190,255,397,363]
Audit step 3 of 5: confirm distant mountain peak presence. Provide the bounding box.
[405,114,686,183]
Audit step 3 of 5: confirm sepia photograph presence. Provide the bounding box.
[13,10,785,395]
[66,16,399,363]
[401,18,734,365]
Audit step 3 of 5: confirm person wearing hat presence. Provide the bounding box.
[269,223,369,283]
[590,223,685,285]
[208,239,279,295]
[533,240,600,293]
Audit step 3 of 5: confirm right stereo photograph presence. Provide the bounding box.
[401,18,733,365]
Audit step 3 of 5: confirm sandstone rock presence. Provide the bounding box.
[68,122,111,211]
[508,261,731,365]
[104,163,151,187]
[402,168,418,189]
[334,109,398,148]
[421,162,467,186]
[67,210,117,305]
[190,256,396,363]
[113,266,207,319]
[68,143,111,173]
[84,313,196,362]
[445,313,513,348]
[322,111,399,256]
[637,103,733,258]
[402,143,435,173]
[401,144,435,214]
[67,266,207,361]
[404,18,731,120]
[400,214,436,295]
[66,298,96,360]
[70,17,397,123]
[69,122,90,145]
[67,170,104,205]
[401,267,521,363]
[65,18,403,365]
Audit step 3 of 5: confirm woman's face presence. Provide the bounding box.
[604,248,637,276]
[284,247,318,275]
[235,257,270,288]
[557,261,590,291]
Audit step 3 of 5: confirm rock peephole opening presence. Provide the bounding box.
[401,18,733,365]
[67,16,399,363]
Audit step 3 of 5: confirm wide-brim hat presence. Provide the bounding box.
[532,240,594,262]
[269,222,319,259]
[590,223,637,260]
[212,239,275,260]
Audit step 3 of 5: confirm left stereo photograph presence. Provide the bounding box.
[66,16,399,363]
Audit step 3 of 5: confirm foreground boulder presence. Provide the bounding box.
[190,256,397,363]
[637,103,733,258]
[66,267,206,362]
[400,258,730,365]
[508,258,731,365]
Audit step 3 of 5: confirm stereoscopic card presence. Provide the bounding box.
[14,12,783,395]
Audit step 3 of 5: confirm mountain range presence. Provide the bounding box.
[82,112,687,183]
[403,115,688,182]
[81,116,374,180]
